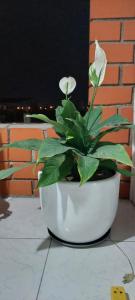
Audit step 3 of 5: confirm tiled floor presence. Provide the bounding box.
[0,197,135,300]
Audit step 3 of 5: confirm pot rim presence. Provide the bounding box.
[60,172,120,185]
[38,171,120,186]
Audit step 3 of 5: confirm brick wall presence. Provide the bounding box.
[0,125,56,197]
[89,0,135,198]
[0,0,135,198]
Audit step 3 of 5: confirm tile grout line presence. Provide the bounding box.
[109,239,135,243]
[36,238,52,300]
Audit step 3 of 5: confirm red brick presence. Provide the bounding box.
[0,180,32,196]
[0,128,8,144]
[47,128,59,138]
[101,129,129,144]
[11,162,44,179]
[0,146,31,162]
[11,163,37,179]
[9,149,32,162]
[90,21,121,41]
[0,148,10,161]
[104,65,119,85]
[0,181,9,196]
[89,87,132,105]
[10,128,44,142]
[89,43,134,63]
[9,180,32,196]
[122,65,135,84]
[124,21,135,40]
[118,106,133,123]
[90,0,135,19]
[0,162,9,170]
[33,180,39,197]
[102,107,117,120]
[119,181,130,199]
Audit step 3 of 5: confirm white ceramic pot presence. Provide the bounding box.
[39,173,120,245]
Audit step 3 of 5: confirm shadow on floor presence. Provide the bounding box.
[110,201,135,242]
[37,237,63,251]
[0,198,12,221]
[126,293,130,300]
[36,235,114,251]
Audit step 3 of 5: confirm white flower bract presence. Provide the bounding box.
[59,77,76,95]
[89,40,107,87]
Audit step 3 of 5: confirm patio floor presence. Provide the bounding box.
[0,197,135,300]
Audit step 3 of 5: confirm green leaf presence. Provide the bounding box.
[0,139,42,152]
[84,107,102,131]
[123,273,135,284]
[88,140,115,155]
[88,126,127,152]
[26,113,52,123]
[0,162,34,180]
[96,141,115,147]
[38,138,72,160]
[61,99,77,120]
[117,168,135,177]
[77,155,99,185]
[63,118,87,151]
[91,114,129,136]
[55,100,77,123]
[55,106,64,123]
[59,155,73,180]
[101,114,128,126]
[76,111,85,125]
[26,114,65,136]
[90,144,133,166]
[99,159,117,171]
[38,154,73,187]
[38,155,65,186]
[119,124,135,129]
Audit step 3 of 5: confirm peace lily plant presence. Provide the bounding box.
[0,40,134,185]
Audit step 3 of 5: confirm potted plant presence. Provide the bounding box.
[0,41,134,247]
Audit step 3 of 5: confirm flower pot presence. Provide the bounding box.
[39,173,120,247]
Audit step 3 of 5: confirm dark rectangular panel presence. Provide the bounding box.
[0,1,89,122]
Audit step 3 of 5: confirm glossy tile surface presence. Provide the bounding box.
[0,239,50,300]
[0,198,135,300]
[111,200,135,242]
[38,241,135,300]
[0,197,48,238]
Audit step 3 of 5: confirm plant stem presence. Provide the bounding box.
[65,82,68,100]
[90,86,97,111]
[86,86,97,128]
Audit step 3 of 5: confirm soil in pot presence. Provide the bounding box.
[66,164,115,182]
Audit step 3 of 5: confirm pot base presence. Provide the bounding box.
[48,228,111,248]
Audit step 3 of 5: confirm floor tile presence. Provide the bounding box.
[111,200,135,242]
[0,197,48,238]
[0,238,50,300]
[113,242,135,300]
[38,241,135,300]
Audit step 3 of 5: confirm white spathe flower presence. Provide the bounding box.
[59,77,76,95]
[89,40,107,87]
